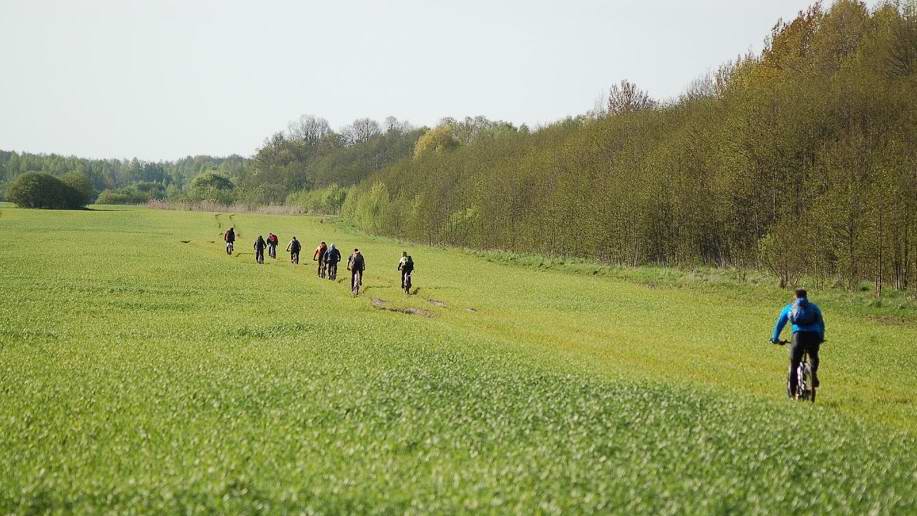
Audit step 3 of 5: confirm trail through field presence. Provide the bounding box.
[228,213,239,236]
[0,205,914,513]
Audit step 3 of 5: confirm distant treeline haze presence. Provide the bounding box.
[0,1,914,291]
[0,116,423,213]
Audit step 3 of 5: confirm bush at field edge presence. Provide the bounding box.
[7,172,91,209]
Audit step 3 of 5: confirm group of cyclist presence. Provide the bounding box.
[246,232,294,265]
[226,227,824,398]
[223,227,415,296]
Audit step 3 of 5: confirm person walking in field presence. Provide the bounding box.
[771,288,826,397]
[266,232,279,259]
[397,252,414,294]
[313,241,328,278]
[324,243,341,280]
[286,236,301,264]
[254,235,266,264]
[223,227,235,255]
[348,248,365,295]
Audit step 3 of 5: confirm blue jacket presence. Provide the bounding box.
[771,298,825,343]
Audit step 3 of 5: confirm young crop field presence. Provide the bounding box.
[0,205,915,513]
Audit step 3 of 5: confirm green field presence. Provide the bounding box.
[1,205,915,513]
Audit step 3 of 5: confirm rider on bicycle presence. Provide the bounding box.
[266,233,279,259]
[771,288,825,397]
[347,248,365,295]
[324,244,341,280]
[286,236,301,264]
[224,227,235,254]
[313,241,328,278]
[254,235,266,264]
[397,251,414,293]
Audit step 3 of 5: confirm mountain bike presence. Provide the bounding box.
[773,340,816,402]
[402,271,412,294]
[225,241,234,255]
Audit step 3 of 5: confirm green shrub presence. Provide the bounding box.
[189,172,234,192]
[187,172,235,204]
[286,184,347,214]
[96,187,150,205]
[61,172,95,205]
[7,172,86,209]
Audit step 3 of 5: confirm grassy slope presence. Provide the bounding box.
[0,205,914,513]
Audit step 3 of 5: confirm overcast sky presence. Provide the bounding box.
[0,0,871,161]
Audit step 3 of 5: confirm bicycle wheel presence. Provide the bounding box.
[797,354,815,402]
[804,359,816,403]
[352,271,362,295]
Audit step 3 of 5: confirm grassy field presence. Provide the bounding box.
[0,204,915,513]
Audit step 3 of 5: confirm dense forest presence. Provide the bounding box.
[2,1,914,291]
[342,1,917,292]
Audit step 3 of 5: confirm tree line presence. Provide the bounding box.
[0,152,249,205]
[341,1,917,293]
[0,115,422,212]
[242,116,423,209]
[2,0,913,292]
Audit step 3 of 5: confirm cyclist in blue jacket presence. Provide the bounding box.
[771,288,825,396]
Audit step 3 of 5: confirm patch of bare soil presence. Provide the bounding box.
[371,298,433,317]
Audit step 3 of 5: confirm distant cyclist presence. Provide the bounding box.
[313,241,328,278]
[266,233,279,259]
[348,248,365,295]
[324,243,341,280]
[397,251,414,294]
[223,227,235,255]
[254,235,266,264]
[771,288,825,397]
[286,236,301,264]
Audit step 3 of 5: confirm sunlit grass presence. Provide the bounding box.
[0,205,914,512]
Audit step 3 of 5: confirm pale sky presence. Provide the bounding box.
[0,0,869,161]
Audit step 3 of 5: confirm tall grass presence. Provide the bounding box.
[147,199,306,215]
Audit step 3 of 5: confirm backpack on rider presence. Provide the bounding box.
[400,255,414,293]
[789,299,817,325]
